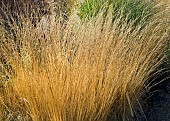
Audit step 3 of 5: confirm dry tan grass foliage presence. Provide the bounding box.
[0,1,170,121]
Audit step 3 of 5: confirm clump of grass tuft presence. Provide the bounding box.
[0,1,170,121]
[78,0,158,29]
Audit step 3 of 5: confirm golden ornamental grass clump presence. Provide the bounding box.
[0,1,170,121]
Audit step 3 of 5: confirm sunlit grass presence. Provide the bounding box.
[0,0,170,121]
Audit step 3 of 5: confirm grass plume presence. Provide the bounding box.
[0,1,170,121]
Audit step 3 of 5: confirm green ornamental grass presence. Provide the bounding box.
[79,0,156,28]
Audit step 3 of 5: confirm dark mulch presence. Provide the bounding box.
[136,62,170,121]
